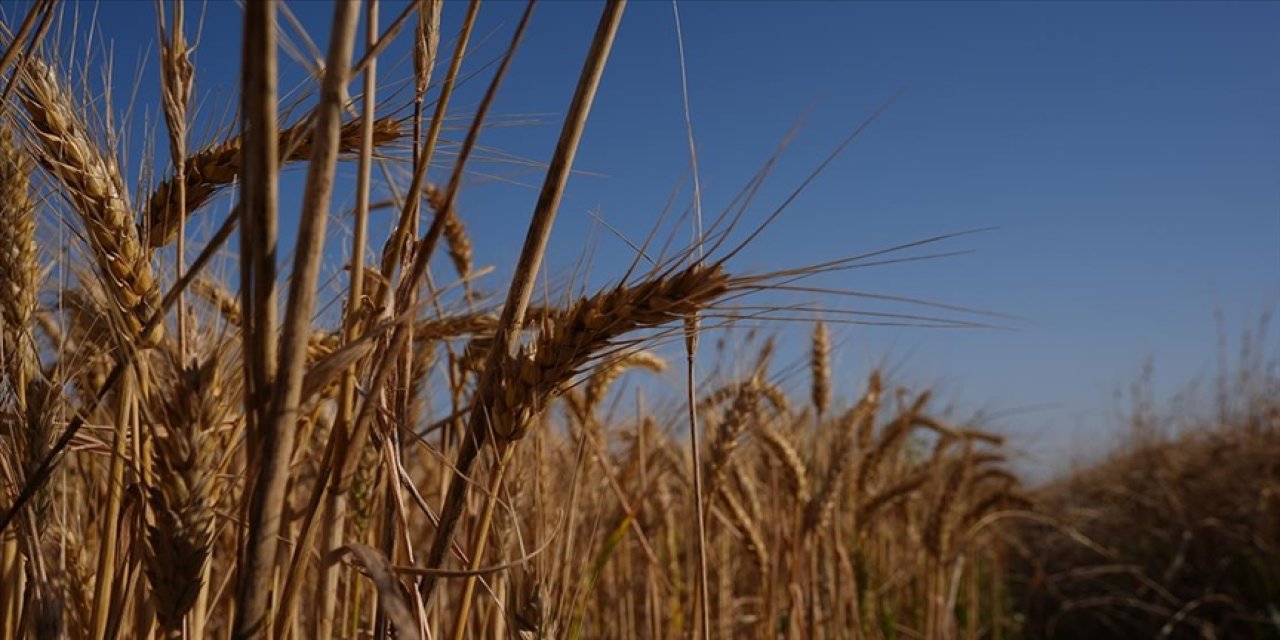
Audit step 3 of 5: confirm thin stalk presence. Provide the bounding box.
[157,0,193,361]
[684,347,711,639]
[234,1,359,637]
[380,0,478,281]
[174,83,187,359]
[672,2,710,634]
[0,0,54,111]
[0,535,15,639]
[0,0,48,91]
[0,534,18,639]
[382,0,418,627]
[230,0,279,634]
[309,0,378,634]
[372,452,397,640]
[190,550,213,640]
[89,374,134,640]
[131,389,157,640]
[447,443,515,640]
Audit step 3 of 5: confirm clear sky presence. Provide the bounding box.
[66,1,1280,475]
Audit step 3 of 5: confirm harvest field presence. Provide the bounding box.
[0,1,1275,639]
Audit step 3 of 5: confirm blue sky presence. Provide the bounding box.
[71,1,1280,474]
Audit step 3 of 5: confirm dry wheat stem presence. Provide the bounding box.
[234,1,358,636]
[0,1,50,100]
[311,0,384,635]
[0,0,55,113]
[229,0,280,635]
[156,0,194,362]
[296,0,381,634]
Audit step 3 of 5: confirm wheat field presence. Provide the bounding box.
[0,2,1275,640]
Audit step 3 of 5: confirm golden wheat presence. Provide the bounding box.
[18,58,164,346]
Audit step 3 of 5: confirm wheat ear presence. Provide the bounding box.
[0,122,38,387]
[579,350,668,421]
[487,265,730,442]
[143,353,226,637]
[811,320,831,417]
[143,116,401,249]
[18,58,164,346]
[704,378,760,503]
[756,424,811,502]
[804,372,882,535]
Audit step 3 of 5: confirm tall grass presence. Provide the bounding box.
[1014,319,1280,639]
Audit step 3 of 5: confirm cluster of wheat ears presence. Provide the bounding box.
[0,1,1030,638]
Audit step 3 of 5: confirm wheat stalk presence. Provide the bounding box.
[234,1,359,634]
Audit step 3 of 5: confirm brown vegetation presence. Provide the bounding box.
[1015,349,1280,639]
